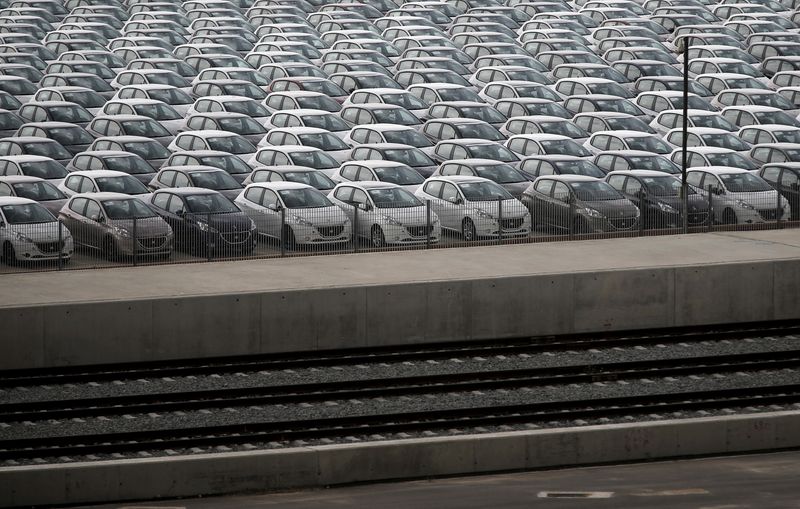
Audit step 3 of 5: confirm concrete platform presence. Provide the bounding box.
[1,229,799,369]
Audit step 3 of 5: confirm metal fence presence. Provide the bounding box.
[1,189,798,274]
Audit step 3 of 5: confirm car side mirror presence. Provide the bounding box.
[359,202,372,211]
[792,182,799,191]
[267,203,280,211]
[176,209,185,216]
[0,221,5,228]
[714,188,724,196]
[448,196,462,205]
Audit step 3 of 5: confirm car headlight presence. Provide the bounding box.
[196,221,217,233]
[735,200,755,210]
[581,207,605,218]
[292,215,314,226]
[13,231,33,243]
[382,214,402,226]
[476,208,494,219]
[112,226,130,238]
[657,201,678,214]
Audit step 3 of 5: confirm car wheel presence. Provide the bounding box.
[370,225,386,248]
[462,218,477,242]
[2,242,16,266]
[283,226,296,251]
[102,236,119,261]
[573,217,588,234]
[722,208,737,225]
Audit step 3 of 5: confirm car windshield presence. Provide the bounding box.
[207,135,255,154]
[773,130,800,143]
[627,155,680,173]
[605,116,654,133]
[719,62,760,77]
[570,180,623,200]
[11,181,64,200]
[584,67,629,82]
[727,78,768,90]
[22,141,71,160]
[691,114,736,131]
[459,106,506,124]
[304,80,346,97]
[455,122,505,141]
[590,82,632,98]
[540,139,591,157]
[302,113,350,132]
[458,181,514,201]
[539,121,588,139]
[124,140,170,160]
[105,155,153,174]
[641,176,694,196]
[372,108,420,126]
[295,95,341,112]
[149,88,193,105]
[283,171,335,190]
[373,165,424,185]
[121,119,170,137]
[716,49,757,63]
[706,152,758,170]
[229,70,269,86]
[697,133,747,151]
[197,155,249,175]
[217,116,265,135]
[471,143,519,162]
[1,80,37,96]
[63,90,106,108]
[357,75,400,88]
[595,99,643,116]
[753,111,800,126]
[382,129,431,147]
[48,127,94,145]
[291,150,338,169]
[95,176,148,194]
[506,69,547,83]
[624,136,671,153]
[367,187,421,208]
[189,170,241,190]
[136,103,180,121]
[552,159,606,177]
[49,105,93,123]
[223,82,266,99]
[71,76,112,91]
[278,187,331,208]
[1,203,53,223]
[384,148,433,167]
[185,193,240,213]
[750,93,795,110]
[719,172,773,192]
[383,92,428,110]
[298,132,349,151]
[18,160,68,179]
[147,73,190,87]
[102,198,157,219]
[0,94,21,111]
[225,100,269,117]
[437,87,482,102]
[474,163,526,183]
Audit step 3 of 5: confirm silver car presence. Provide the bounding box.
[0,196,74,265]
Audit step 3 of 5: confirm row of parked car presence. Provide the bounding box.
[0,0,799,266]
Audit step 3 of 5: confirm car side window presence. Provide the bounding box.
[261,189,279,208]
[85,199,102,220]
[0,182,12,196]
[552,182,570,202]
[174,172,190,187]
[165,194,184,214]
[607,174,626,191]
[535,179,554,195]
[351,188,368,205]
[624,177,642,195]
[761,167,781,183]
[441,182,459,201]
[152,192,170,209]
[69,197,88,215]
[79,177,95,193]
[341,165,359,180]
[423,180,443,198]
[782,170,799,186]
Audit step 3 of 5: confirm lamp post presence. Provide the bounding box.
[681,35,691,234]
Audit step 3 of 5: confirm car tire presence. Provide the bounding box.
[370,225,386,248]
[722,209,737,225]
[573,217,588,234]
[102,236,118,261]
[2,242,16,266]
[283,226,296,251]
[462,218,477,242]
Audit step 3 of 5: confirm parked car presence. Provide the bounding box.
[686,167,790,223]
[0,196,74,265]
[0,175,67,215]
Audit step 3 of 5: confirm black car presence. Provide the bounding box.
[147,187,257,257]
[605,170,711,228]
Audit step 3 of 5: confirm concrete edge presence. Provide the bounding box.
[2,411,799,507]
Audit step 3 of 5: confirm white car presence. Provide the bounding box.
[331,161,425,193]
[686,167,790,224]
[58,170,151,198]
[0,196,74,264]
[234,182,352,247]
[259,127,352,163]
[329,181,441,247]
[415,175,531,241]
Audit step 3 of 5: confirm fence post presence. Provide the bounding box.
[707,185,713,232]
[776,190,783,229]
[425,200,431,249]
[568,199,575,240]
[497,196,503,244]
[132,217,138,267]
[206,213,212,262]
[353,204,359,253]
[57,219,64,271]
[638,195,644,236]
[280,206,286,257]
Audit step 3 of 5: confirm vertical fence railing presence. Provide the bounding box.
[352,205,359,253]
[57,219,64,271]
[206,213,212,262]
[132,217,138,267]
[497,196,503,244]
[707,186,714,232]
[425,200,432,249]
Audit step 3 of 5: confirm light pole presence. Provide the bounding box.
[681,35,691,234]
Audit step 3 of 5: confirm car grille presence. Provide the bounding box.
[406,225,433,237]
[221,231,250,244]
[35,241,63,253]
[758,209,781,220]
[317,225,344,237]
[688,212,708,225]
[610,217,637,230]
[137,236,167,249]
[499,218,524,230]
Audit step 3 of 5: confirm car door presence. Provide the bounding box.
[82,198,105,250]
[437,181,463,230]
[259,188,284,239]
[551,181,572,230]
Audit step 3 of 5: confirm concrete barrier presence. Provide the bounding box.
[3,411,800,507]
[1,230,800,370]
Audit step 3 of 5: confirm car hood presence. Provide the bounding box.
[109,217,172,236]
[578,198,639,218]
[37,199,68,216]
[727,189,781,207]
[191,211,252,230]
[654,194,709,212]
[466,199,527,218]
[290,205,348,225]
[6,221,63,241]
[501,181,532,199]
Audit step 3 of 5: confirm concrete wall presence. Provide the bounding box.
[2,258,799,369]
[3,410,800,507]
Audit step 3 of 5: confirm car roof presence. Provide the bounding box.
[428,175,490,184]
[68,170,129,178]
[536,174,600,182]
[248,181,313,191]
[336,180,400,190]
[0,175,44,183]
[70,191,138,200]
[153,186,221,195]
[607,169,676,177]
[0,196,37,205]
